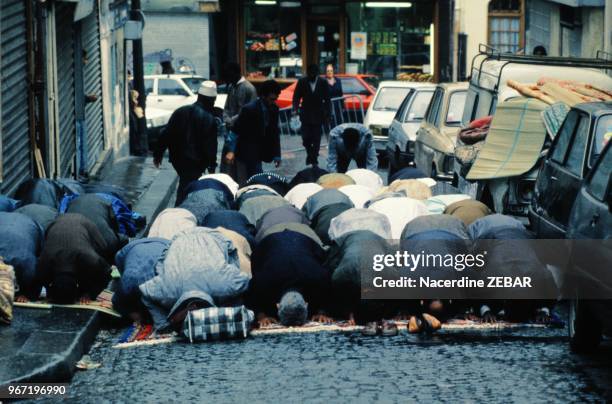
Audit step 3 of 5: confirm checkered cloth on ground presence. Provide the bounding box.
[183,306,255,343]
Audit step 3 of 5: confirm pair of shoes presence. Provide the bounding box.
[408,314,442,334]
[360,321,398,336]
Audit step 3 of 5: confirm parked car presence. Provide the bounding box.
[144,74,227,112]
[386,85,436,179]
[454,47,612,216]
[530,102,612,238]
[564,140,611,352]
[364,81,434,153]
[414,82,468,180]
[276,74,378,113]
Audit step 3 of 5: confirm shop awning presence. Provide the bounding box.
[466,97,548,180]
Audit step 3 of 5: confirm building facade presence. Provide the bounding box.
[140,1,211,77]
[214,0,455,82]
[0,0,130,195]
[453,0,611,81]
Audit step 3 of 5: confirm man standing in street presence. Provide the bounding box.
[226,80,282,186]
[154,81,219,205]
[221,62,258,177]
[292,64,331,167]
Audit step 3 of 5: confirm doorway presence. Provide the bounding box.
[306,17,341,73]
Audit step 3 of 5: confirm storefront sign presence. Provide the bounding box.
[350,32,367,60]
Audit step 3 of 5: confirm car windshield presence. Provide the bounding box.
[362,76,380,91]
[446,91,467,125]
[181,77,206,94]
[373,87,412,111]
[404,91,434,122]
[591,114,612,164]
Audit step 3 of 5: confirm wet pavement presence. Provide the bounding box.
[64,137,612,402]
[65,323,612,402]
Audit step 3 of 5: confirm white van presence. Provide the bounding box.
[455,46,612,216]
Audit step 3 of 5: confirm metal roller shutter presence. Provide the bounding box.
[81,4,104,171]
[55,2,76,178]
[1,0,31,195]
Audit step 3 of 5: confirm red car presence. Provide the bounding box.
[276,74,378,111]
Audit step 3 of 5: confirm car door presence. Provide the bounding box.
[155,78,193,111]
[534,110,591,237]
[415,87,444,173]
[144,78,156,109]
[567,142,612,298]
[388,89,414,151]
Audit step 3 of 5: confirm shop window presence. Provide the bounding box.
[345,2,433,80]
[243,0,301,79]
[488,0,524,53]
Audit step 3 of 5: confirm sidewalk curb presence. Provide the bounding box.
[0,308,100,387]
[0,160,177,387]
[134,160,179,237]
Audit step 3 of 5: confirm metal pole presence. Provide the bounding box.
[131,0,145,110]
[131,0,147,155]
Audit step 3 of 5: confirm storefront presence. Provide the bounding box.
[228,0,443,82]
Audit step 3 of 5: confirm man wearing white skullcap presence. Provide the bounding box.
[154,80,223,205]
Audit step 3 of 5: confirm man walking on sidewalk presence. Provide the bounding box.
[221,63,258,177]
[226,80,282,186]
[154,81,219,205]
[292,64,331,167]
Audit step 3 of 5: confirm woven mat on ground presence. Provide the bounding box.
[15,290,120,318]
[113,319,548,348]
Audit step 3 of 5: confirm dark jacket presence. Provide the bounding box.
[65,194,125,258]
[233,99,281,164]
[288,166,329,188]
[201,210,256,249]
[154,100,218,175]
[292,77,331,125]
[14,204,58,232]
[37,214,113,300]
[248,230,330,316]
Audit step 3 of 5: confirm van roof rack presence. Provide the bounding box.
[470,44,612,91]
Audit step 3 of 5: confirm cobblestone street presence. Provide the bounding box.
[61,139,612,403]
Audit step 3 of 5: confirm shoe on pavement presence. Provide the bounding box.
[361,321,379,336]
[381,321,398,337]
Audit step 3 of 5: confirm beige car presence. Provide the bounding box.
[414,82,468,180]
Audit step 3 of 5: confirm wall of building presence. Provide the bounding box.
[454,0,489,67]
[580,6,604,57]
[526,0,555,54]
[142,13,210,77]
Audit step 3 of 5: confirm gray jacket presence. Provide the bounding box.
[223,77,258,129]
[139,227,250,327]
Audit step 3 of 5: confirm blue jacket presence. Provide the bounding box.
[113,238,170,317]
[327,124,378,173]
[0,212,44,299]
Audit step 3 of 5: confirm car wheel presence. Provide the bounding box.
[568,299,602,353]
